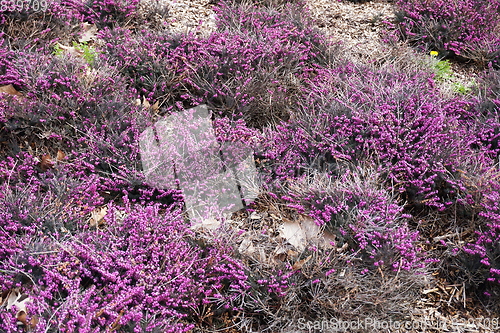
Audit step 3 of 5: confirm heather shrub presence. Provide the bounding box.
[226,193,429,332]
[257,60,476,212]
[469,67,500,161]
[394,0,500,67]
[0,0,86,53]
[442,172,500,311]
[282,166,424,271]
[0,200,251,331]
[219,0,304,7]
[267,249,428,332]
[79,0,169,30]
[5,0,500,327]
[79,0,141,29]
[0,43,183,204]
[98,1,332,129]
[213,1,331,67]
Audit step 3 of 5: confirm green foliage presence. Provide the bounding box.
[453,79,476,95]
[72,41,98,67]
[52,41,99,67]
[53,43,63,57]
[432,59,453,82]
[429,55,476,96]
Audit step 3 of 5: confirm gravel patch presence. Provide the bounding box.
[306,0,395,59]
[159,0,217,36]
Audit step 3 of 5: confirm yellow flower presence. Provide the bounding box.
[430,51,438,57]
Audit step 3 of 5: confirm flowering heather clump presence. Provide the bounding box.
[0,1,83,54]
[394,0,500,67]
[5,0,500,328]
[219,0,304,7]
[231,210,429,332]
[79,0,141,29]
[281,167,423,271]
[0,47,176,202]
[257,60,478,211]
[469,67,500,160]
[0,198,251,332]
[98,1,331,128]
[451,176,500,310]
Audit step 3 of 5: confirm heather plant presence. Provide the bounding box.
[0,199,252,331]
[394,0,500,67]
[224,193,430,332]
[0,41,185,206]
[257,59,478,212]
[219,0,304,7]
[281,166,425,271]
[0,0,86,53]
[79,0,169,31]
[443,172,500,311]
[469,67,500,161]
[4,0,500,328]
[79,0,141,29]
[98,1,332,128]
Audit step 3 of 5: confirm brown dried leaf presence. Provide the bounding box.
[40,154,53,171]
[292,255,312,270]
[1,288,36,328]
[142,96,150,109]
[80,23,98,43]
[0,84,23,97]
[152,100,159,113]
[90,206,108,227]
[278,219,307,252]
[56,150,66,163]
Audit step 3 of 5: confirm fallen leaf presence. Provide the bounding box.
[56,150,66,163]
[249,212,261,220]
[40,154,53,171]
[320,231,336,249]
[300,214,321,240]
[238,238,255,256]
[272,245,287,262]
[258,247,266,262]
[151,100,159,113]
[142,96,150,109]
[190,217,220,230]
[292,255,312,270]
[279,219,307,252]
[1,288,36,329]
[90,206,108,227]
[300,214,336,249]
[80,23,98,43]
[0,84,23,97]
